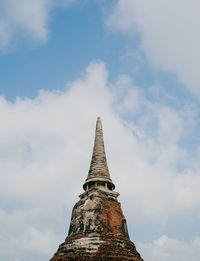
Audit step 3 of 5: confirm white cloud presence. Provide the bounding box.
[108,0,200,97]
[0,225,59,261]
[0,61,200,260]
[138,235,200,261]
[111,74,144,116]
[0,0,74,51]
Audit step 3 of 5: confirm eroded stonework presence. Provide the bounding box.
[50,188,143,261]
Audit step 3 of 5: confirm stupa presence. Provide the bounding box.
[50,117,143,261]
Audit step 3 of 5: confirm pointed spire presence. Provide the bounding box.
[83,117,115,191]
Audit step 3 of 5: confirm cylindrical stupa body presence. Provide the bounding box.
[50,118,143,261]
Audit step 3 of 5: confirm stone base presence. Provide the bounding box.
[50,233,143,261]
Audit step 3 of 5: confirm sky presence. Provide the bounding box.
[0,0,200,260]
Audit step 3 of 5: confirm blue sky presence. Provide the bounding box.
[0,1,200,260]
[1,0,188,101]
[1,0,125,99]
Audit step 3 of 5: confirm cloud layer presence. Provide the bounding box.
[108,0,200,97]
[138,235,200,261]
[0,0,74,51]
[0,62,200,260]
